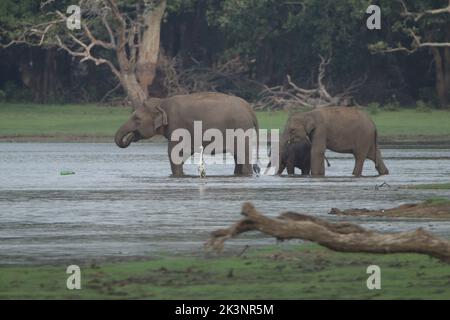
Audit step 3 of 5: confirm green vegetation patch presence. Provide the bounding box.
[0,103,131,137]
[1,244,450,299]
[407,184,450,191]
[1,104,450,141]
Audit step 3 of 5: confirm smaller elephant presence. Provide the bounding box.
[272,107,389,177]
[280,141,311,175]
[266,140,330,175]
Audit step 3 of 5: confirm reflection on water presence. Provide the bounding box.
[0,142,449,265]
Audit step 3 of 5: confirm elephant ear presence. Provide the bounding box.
[153,106,168,130]
[146,99,168,131]
[302,116,316,142]
[303,117,316,136]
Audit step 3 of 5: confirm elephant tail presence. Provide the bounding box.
[373,128,389,175]
[374,128,379,165]
[251,110,261,175]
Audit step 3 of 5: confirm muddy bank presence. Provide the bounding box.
[329,200,450,219]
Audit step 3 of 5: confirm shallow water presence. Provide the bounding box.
[0,142,449,265]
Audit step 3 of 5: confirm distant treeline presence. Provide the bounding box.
[0,0,448,108]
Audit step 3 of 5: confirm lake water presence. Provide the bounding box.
[1,142,450,265]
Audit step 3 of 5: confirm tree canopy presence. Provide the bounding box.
[0,0,448,108]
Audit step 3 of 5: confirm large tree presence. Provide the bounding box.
[1,0,167,108]
[370,0,450,107]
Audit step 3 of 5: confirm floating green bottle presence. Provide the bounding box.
[60,171,75,176]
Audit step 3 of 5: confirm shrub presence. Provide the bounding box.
[2,81,33,102]
[415,100,432,113]
[382,100,400,112]
[367,102,380,115]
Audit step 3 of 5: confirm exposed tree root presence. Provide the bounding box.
[206,202,450,263]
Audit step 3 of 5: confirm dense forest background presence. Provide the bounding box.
[0,0,449,109]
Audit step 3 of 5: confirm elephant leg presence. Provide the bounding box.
[300,164,310,176]
[352,155,366,177]
[276,162,286,175]
[232,152,245,175]
[367,148,389,176]
[232,141,253,176]
[310,139,326,176]
[286,161,295,175]
[170,161,184,177]
[168,141,187,177]
[241,164,253,175]
[234,160,252,176]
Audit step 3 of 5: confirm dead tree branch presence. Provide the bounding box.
[254,56,364,111]
[206,202,450,263]
[159,55,260,96]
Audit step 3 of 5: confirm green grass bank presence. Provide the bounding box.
[1,244,450,299]
[1,103,450,143]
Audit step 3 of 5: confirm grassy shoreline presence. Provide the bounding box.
[1,103,450,144]
[1,243,450,299]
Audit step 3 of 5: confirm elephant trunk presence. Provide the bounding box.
[115,122,136,148]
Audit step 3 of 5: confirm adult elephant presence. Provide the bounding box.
[269,107,389,177]
[114,92,259,176]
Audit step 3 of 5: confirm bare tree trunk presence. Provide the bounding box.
[206,202,450,263]
[444,47,450,108]
[431,47,448,107]
[136,0,166,93]
[118,72,149,107]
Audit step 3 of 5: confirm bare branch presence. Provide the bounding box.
[56,34,121,79]
[379,28,450,54]
[253,55,361,111]
[101,12,116,47]
[377,1,450,54]
[40,0,56,9]
[398,0,450,21]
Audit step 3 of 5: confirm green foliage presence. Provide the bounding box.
[416,100,432,113]
[382,100,400,112]
[367,102,381,115]
[0,0,39,36]
[1,81,32,102]
[375,0,450,43]
[206,0,373,83]
[424,197,450,205]
[418,87,440,106]
[411,185,450,191]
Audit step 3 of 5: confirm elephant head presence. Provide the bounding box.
[114,99,168,148]
[276,137,312,175]
[267,112,315,175]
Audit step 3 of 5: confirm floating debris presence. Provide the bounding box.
[375,182,391,190]
[60,171,75,176]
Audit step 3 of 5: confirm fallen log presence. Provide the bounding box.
[205,202,450,263]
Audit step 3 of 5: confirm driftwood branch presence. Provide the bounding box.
[206,202,450,263]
